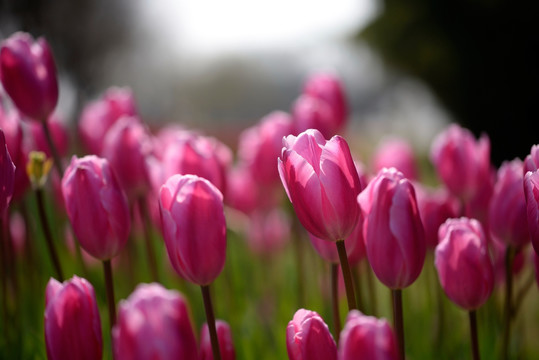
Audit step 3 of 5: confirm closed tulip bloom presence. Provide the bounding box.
[29,115,69,157]
[0,103,23,165]
[286,309,337,360]
[430,124,491,202]
[524,170,539,254]
[358,168,425,289]
[278,129,361,242]
[524,145,539,173]
[200,320,235,360]
[62,155,130,260]
[488,159,529,248]
[303,72,347,131]
[113,283,198,360]
[159,174,226,285]
[246,208,291,255]
[293,95,338,139]
[338,310,398,360]
[372,137,418,181]
[1,130,16,214]
[44,276,102,360]
[0,32,58,120]
[435,218,494,310]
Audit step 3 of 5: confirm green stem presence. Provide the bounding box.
[292,222,306,308]
[336,239,357,310]
[201,285,222,360]
[353,264,365,312]
[469,310,480,360]
[331,263,341,343]
[366,261,377,316]
[41,120,63,177]
[392,289,405,360]
[103,260,117,329]
[501,246,515,360]
[138,197,158,282]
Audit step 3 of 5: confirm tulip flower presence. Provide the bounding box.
[372,137,418,181]
[0,32,58,121]
[113,283,198,360]
[303,72,348,131]
[44,276,102,360]
[292,95,338,139]
[200,320,236,360]
[338,310,398,360]
[524,170,539,254]
[524,144,539,173]
[286,309,337,360]
[246,208,291,255]
[1,129,15,215]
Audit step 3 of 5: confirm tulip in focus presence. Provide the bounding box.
[303,72,348,130]
[372,137,418,181]
[1,129,15,215]
[338,310,398,360]
[200,320,236,360]
[524,170,539,254]
[286,309,337,360]
[113,283,198,360]
[0,32,58,121]
[44,276,102,360]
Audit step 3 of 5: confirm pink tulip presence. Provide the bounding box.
[524,170,539,254]
[0,32,58,121]
[112,283,198,360]
[159,174,226,285]
[435,218,494,310]
[44,276,102,360]
[0,103,23,165]
[358,168,425,289]
[246,208,291,255]
[62,155,130,260]
[303,72,347,131]
[292,95,338,139]
[430,124,491,202]
[1,129,15,215]
[488,159,529,248]
[200,320,236,360]
[278,129,362,242]
[338,310,398,360]
[9,211,26,255]
[524,145,539,173]
[28,114,69,157]
[78,87,137,155]
[238,111,295,185]
[491,238,525,286]
[372,137,418,181]
[286,309,337,360]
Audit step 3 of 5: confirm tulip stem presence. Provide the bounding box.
[353,265,365,312]
[292,219,306,307]
[103,260,117,329]
[138,197,159,282]
[336,239,357,310]
[469,310,480,360]
[41,120,63,176]
[501,246,515,360]
[365,262,377,316]
[331,263,341,342]
[392,289,405,360]
[201,285,222,360]
[35,188,64,281]
[513,270,535,317]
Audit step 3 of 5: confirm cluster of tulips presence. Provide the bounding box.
[1,30,539,360]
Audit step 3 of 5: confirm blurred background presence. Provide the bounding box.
[0,0,537,164]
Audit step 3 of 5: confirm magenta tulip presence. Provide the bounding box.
[29,114,69,157]
[278,129,361,242]
[200,320,236,360]
[338,310,398,360]
[61,155,130,260]
[303,72,347,130]
[292,95,338,139]
[0,32,58,121]
[524,170,539,254]
[435,218,494,310]
[113,283,198,360]
[358,168,425,289]
[488,159,529,248]
[372,137,418,181]
[1,129,15,215]
[246,208,291,255]
[286,309,337,360]
[44,276,102,360]
[159,174,226,285]
[0,103,23,166]
[524,144,539,173]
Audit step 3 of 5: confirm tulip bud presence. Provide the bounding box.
[338,310,398,360]
[278,129,362,242]
[524,170,539,254]
[26,151,52,190]
[303,73,348,131]
[286,309,337,360]
[62,155,130,260]
[524,144,539,173]
[200,320,236,360]
[29,115,69,157]
[358,168,425,289]
[1,129,15,215]
[113,283,198,360]
[44,276,102,360]
[292,95,337,140]
[0,32,58,121]
[488,159,529,248]
[372,137,418,181]
[435,218,494,310]
[159,174,226,285]
[246,208,291,255]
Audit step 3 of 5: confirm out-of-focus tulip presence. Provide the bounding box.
[372,137,418,181]
[102,116,153,200]
[0,32,58,121]
[238,111,294,185]
[29,114,69,157]
[338,310,398,360]
[113,283,198,360]
[524,145,539,173]
[533,252,539,288]
[159,174,226,285]
[44,276,102,360]
[278,129,361,242]
[435,218,494,310]
[286,309,337,360]
[524,170,539,254]
[303,72,347,131]
[62,155,130,260]
[491,238,525,286]
[430,124,491,202]
[358,168,425,289]
[292,95,338,140]
[246,208,291,255]
[489,159,529,248]
[9,211,25,255]
[1,129,15,214]
[0,103,23,165]
[78,87,137,155]
[200,320,236,360]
